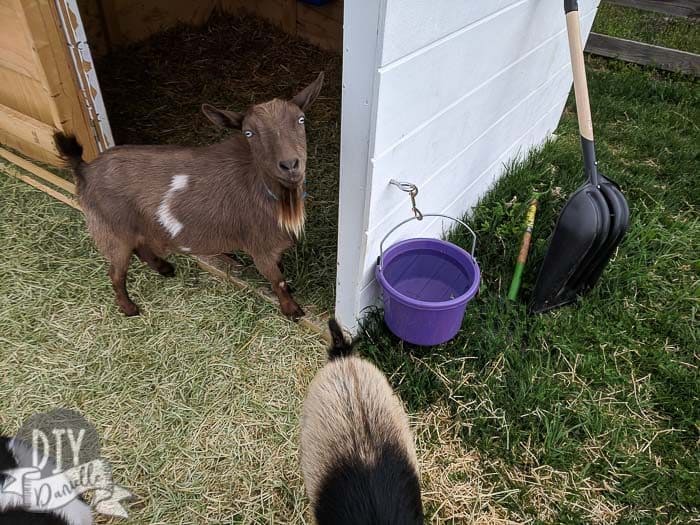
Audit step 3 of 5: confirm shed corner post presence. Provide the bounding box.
[334,0,387,334]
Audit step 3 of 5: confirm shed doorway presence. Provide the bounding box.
[68,0,351,318]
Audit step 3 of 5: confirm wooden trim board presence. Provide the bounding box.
[586,32,700,76]
[0,146,76,193]
[0,146,80,208]
[5,168,81,209]
[604,0,700,18]
[195,254,330,340]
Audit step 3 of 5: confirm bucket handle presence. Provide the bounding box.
[378,214,477,271]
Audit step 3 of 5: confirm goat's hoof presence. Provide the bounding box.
[119,302,140,317]
[282,303,305,321]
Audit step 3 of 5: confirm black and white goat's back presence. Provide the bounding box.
[300,321,423,524]
[0,436,93,525]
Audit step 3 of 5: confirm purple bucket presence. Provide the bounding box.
[375,215,480,346]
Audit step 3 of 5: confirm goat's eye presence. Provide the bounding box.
[298,116,305,125]
[244,130,254,138]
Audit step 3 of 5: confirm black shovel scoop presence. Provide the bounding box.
[531,0,629,313]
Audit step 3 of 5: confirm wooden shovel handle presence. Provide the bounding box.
[565,7,594,141]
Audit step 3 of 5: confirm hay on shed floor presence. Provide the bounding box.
[96,12,342,312]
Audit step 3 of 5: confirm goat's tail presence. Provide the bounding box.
[53,132,84,172]
[327,319,355,361]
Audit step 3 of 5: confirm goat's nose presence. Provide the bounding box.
[278,159,300,173]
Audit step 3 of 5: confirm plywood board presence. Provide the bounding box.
[0,102,60,158]
[297,1,342,51]
[100,0,218,45]
[0,66,56,123]
[219,0,341,51]
[74,0,341,54]
[0,0,41,78]
[18,0,101,161]
[220,0,297,33]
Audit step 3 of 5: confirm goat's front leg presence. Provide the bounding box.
[253,255,305,320]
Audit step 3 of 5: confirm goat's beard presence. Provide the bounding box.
[277,185,306,239]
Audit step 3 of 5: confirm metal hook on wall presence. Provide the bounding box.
[389,179,423,220]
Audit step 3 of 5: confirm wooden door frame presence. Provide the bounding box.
[53,0,114,154]
[16,0,105,162]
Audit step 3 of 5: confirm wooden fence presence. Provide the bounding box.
[585,0,700,76]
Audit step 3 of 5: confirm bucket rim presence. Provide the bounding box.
[375,237,480,310]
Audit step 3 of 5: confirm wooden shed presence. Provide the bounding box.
[0,0,600,330]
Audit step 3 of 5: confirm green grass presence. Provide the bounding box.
[0,170,329,523]
[1,10,698,525]
[594,4,700,54]
[358,58,699,522]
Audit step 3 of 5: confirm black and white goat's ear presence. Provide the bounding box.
[327,319,354,361]
[291,72,324,111]
[201,104,244,130]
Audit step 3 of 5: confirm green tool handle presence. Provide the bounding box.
[508,264,526,301]
[508,200,538,301]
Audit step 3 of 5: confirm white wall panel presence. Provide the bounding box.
[357,101,568,311]
[360,66,574,292]
[380,0,520,66]
[337,0,601,328]
[374,0,598,154]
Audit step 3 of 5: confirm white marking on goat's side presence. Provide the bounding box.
[156,174,189,238]
[180,246,191,252]
[170,174,189,190]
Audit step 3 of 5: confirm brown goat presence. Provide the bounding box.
[54,72,324,318]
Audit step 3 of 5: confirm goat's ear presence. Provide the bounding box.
[201,103,244,130]
[291,72,324,111]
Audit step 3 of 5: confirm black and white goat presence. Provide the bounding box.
[300,320,424,524]
[0,436,92,525]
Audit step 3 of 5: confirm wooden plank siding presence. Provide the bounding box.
[604,0,700,18]
[296,1,342,51]
[0,0,41,79]
[346,0,602,319]
[0,103,62,163]
[97,0,218,47]
[74,0,343,56]
[356,101,569,311]
[219,0,342,52]
[380,0,520,65]
[586,32,700,75]
[0,0,103,165]
[20,0,102,160]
